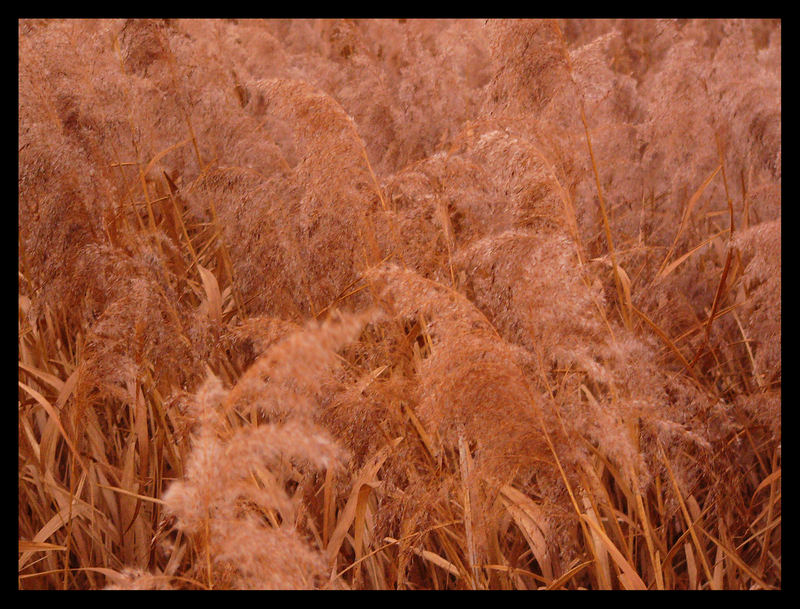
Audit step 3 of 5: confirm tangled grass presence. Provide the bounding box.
[19,18,780,589]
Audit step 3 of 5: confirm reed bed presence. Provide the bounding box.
[18,18,780,589]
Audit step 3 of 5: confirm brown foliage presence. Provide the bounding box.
[19,19,780,589]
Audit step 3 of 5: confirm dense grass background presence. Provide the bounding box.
[19,19,780,589]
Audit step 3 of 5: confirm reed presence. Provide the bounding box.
[19,18,780,589]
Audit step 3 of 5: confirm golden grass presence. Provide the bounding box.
[19,18,780,589]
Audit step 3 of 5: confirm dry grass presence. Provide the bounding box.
[18,18,780,589]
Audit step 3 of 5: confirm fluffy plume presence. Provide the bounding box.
[20,19,779,590]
